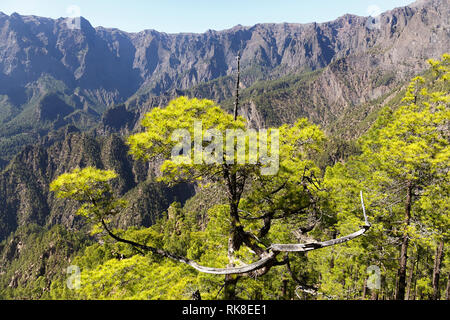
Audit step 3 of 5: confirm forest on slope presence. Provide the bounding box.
[0,0,449,300]
[0,0,448,160]
[1,54,448,300]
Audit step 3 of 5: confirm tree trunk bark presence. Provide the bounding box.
[224,275,239,300]
[406,250,418,300]
[371,287,378,300]
[233,53,240,120]
[362,279,367,299]
[446,273,450,300]
[395,182,412,300]
[223,205,240,300]
[282,279,288,299]
[191,290,201,300]
[431,240,444,300]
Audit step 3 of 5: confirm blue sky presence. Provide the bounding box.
[1,0,416,33]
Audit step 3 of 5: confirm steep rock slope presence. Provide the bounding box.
[0,0,448,159]
[0,126,194,241]
[100,0,450,134]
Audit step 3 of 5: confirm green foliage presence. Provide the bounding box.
[48,96,328,300]
[310,54,450,299]
[0,224,91,300]
[49,202,298,300]
[20,55,450,300]
[50,167,127,224]
[127,96,245,171]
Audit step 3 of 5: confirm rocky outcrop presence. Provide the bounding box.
[0,126,194,241]
[0,0,448,159]
[105,0,449,134]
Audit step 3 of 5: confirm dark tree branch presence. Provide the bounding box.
[233,52,241,121]
[269,191,371,252]
[286,255,319,296]
[100,192,370,276]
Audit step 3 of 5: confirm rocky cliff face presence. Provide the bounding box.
[102,0,449,135]
[0,0,448,295]
[0,0,448,159]
[0,126,194,241]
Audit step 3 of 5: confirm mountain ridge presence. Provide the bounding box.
[0,0,448,299]
[0,1,447,144]
[0,0,447,118]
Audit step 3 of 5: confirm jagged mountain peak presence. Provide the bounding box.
[0,0,448,161]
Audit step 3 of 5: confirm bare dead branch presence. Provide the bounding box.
[101,192,370,276]
[269,191,370,252]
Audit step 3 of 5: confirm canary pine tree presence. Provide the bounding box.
[50,96,372,299]
[322,54,449,299]
[49,55,447,300]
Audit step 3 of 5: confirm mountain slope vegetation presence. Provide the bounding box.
[0,0,448,300]
[0,0,448,159]
[15,55,448,300]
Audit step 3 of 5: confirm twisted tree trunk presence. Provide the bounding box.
[406,250,418,300]
[396,181,412,300]
[431,240,444,300]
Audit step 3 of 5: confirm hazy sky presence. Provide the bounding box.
[1,0,416,33]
